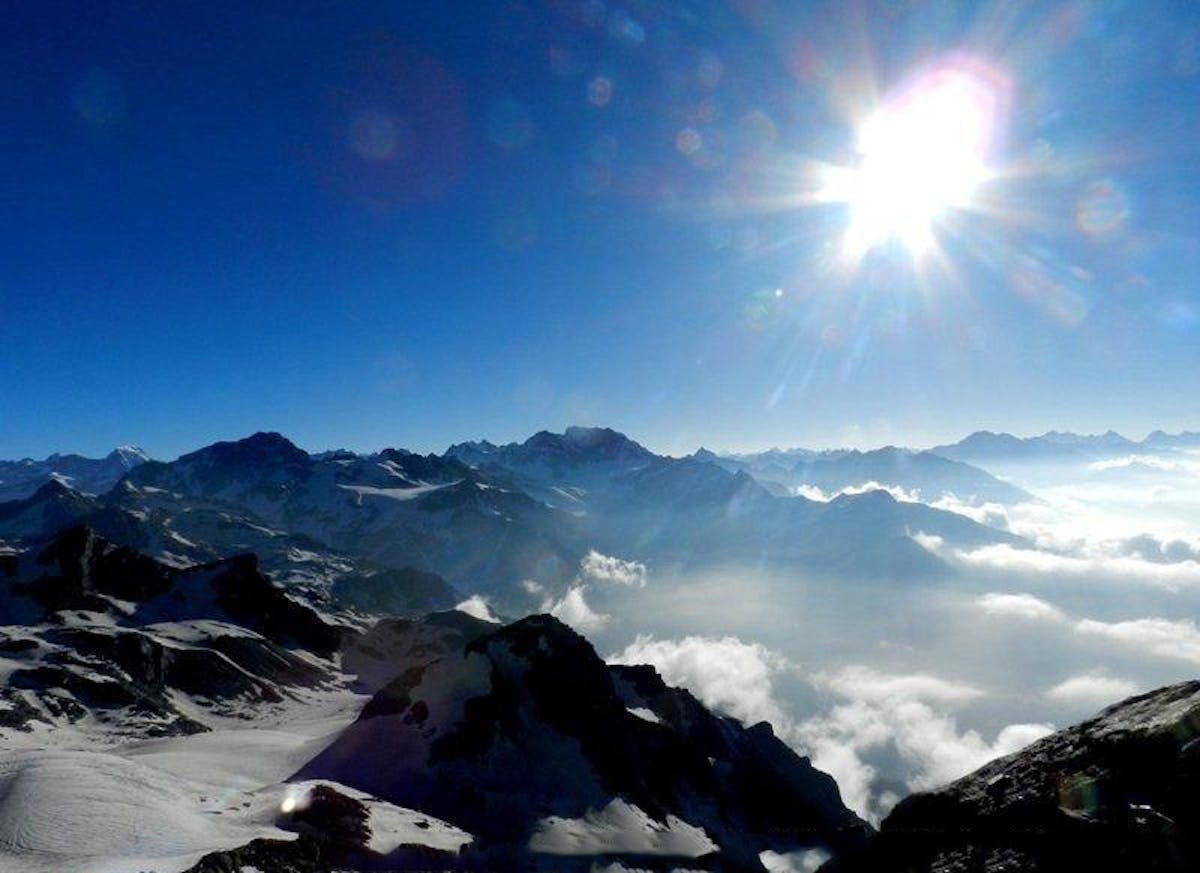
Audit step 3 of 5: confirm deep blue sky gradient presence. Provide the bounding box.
[2,1,1199,459]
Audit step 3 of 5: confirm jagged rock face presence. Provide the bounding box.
[120,432,585,599]
[203,553,346,657]
[2,621,320,737]
[298,614,870,871]
[183,836,328,873]
[7,526,347,657]
[1,471,463,627]
[0,526,347,738]
[0,481,150,551]
[25,525,174,611]
[825,681,1200,873]
[3,428,1028,615]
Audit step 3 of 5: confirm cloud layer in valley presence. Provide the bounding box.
[541,550,649,634]
[608,635,1052,821]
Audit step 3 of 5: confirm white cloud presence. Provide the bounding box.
[1044,674,1140,707]
[917,539,1200,590]
[533,550,647,632]
[794,484,831,501]
[609,637,1053,824]
[579,550,648,587]
[817,665,983,706]
[988,481,1200,562]
[927,495,1013,527]
[545,585,610,634]
[761,847,831,873]
[1088,454,1200,474]
[794,481,922,504]
[455,594,500,623]
[1075,617,1200,665]
[910,532,945,552]
[607,634,791,729]
[977,592,1066,622]
[796,666,1052,821]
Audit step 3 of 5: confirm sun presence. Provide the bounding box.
[826,60,1007,259]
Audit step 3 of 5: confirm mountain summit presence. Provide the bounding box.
[0,446,151,502]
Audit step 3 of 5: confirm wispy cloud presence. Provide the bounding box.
[539,550,649,633]
[796,666,1052,820]
[546,585,610,633]
[1044,674,1140,707]
[977,592,1066,622]
[608,635,1050,823]
[1075,617,1200,665]
[455,594,500,623]
[918,537,1200,590]
[1087,454,1200,474]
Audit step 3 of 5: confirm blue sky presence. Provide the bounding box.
[2,1,1199,460]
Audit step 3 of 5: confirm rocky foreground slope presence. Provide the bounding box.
[292,611,872,871]
[0,527,869,872]
[823,681,1200,873]
[0,525,348,738]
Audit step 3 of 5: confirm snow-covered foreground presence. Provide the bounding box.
[0,693,471,873]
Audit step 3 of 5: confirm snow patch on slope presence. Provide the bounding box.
[528,798,717,857]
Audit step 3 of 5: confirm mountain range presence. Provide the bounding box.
[929,429,1200,466]
[0,427,1027,616]
[0,426,1195,871]
[0,522,1193,871]
[0,446,149,503]
[704,446,1031,504]
[0,524,870,871]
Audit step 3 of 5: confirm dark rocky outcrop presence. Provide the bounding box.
[0,481,151,551]
[331,565,460,618]
[7,525,346,657]
[183,783,462,873]
[205,553,346,657]
[298,613,870,872]
[25,525,173,610]
[824,681,1200,873]
[183,835,330,873]
[0,527,347,736]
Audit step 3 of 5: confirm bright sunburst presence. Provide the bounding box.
[822,58,1009,261]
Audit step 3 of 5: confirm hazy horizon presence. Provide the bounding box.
[6,419,1200,464]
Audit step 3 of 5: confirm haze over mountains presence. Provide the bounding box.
[703,446,1031,504]
[0,446,149,503]
[5,422,1197,622]
[0,522,872,871]
[0,426,1037,612]
[1,424,1198,871]
[930,429,1200,467]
